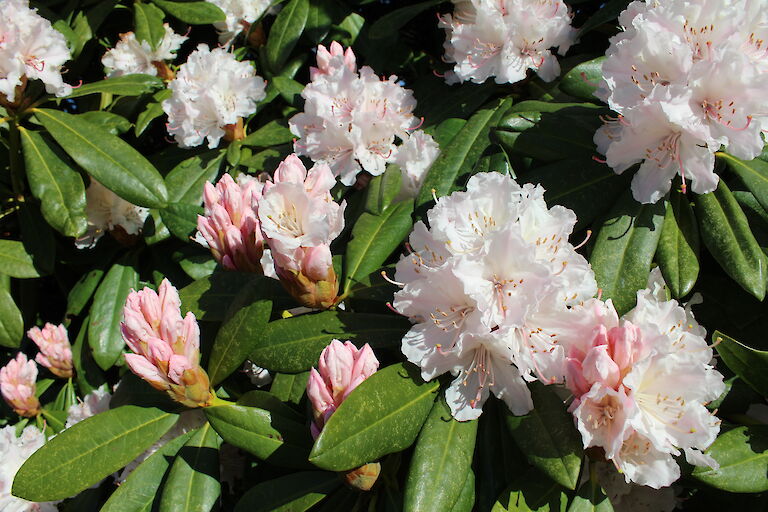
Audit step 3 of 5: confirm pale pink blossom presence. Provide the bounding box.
[121,279,214,408]
[0,353,40,417]
[197,173,265,273]
[27,323,73,379]
[307,340,379,437]
[0,425,57,511]
[310,41,356,80]
[102,25,187,78]
[65,388,111,428]
[392,130,440,199]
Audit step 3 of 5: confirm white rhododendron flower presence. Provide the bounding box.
[65,388,111,428]
[76,180,149,249]
[392,130,441,199]
[163,44,266,148]
[0,0,72,103]
[438,0,577,85]
[393,172,596,421]
[102,25,188,78]
[289,42,428,186]
[0,426,57,511]
[207,0,271,44]
[560,270,724,488]
[595,0,768,203]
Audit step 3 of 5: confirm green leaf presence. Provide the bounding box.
[165,150,223,205]
[492,469,567,512]
[309,363,439,471]
[160,202,203,240]
[713,331,768,396]
[134,2,166,49]
[159,423,221,512]
[101,430,196,512]
[590,190,666,316]
[266,0,309,73]
[136,89,172,137]
[235,471,341,512]
[178,272,261,322]
[579,0,632,35]
[450,469,476,512]
[78,111,132,135]
[66,268,105,317]
[404,396,478,512]
[343,200,414,295]
[696,179,766,300]
[656,188,700,298]
[250,311,411,373]
[71,319,106,395]
[365,165,402,215]
[693,425,768,492]
[505,384,583,490]
[151,0,226,24]
[368,0,441,39]
[0,240,42,278]
[0,288,22,348]
[417,98,514,209]
[41,409,67,433]
[13,406,179,501]
[66,74,164,98]
[88,258,139,370]
[270,371,310,404]
[567,479,613,512]
[559,57,604,102]
[721,152,768,220]
[205,399,313,469]
[242,120,295,147]
[35,108,168,208]
[20,128,87,237]
[209,295,272,386]
[273,76,305,105]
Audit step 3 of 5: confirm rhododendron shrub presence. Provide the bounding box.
[0,0,766,510]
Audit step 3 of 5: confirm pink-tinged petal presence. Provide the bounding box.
[307,367,333,420]
[608,322,641,372]
[274,154,308,184]
[35,353,52,369]
[350,343,379,381]
[581,345,621,389]
[26,326,45,348]
[167,354,193,385]
[124,353,168,389]
[319,340,354,400]
[304,163,335,198]
[180,312,200,360]
[300,245,332,281]
[565,358,590,399]
[147,337,173,364]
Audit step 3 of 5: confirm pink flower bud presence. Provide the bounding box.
[307,340,379,437]
[310,41,357,80]
[121,279,214,408]
[27,323,73,378]
[0,353,41,417]
[197,174,265,274]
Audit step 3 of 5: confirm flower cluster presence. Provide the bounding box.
[289,42,439,188]
[0,0,72,105]
[0,354,41,418]
[438,0,577,85]
[594,0,768,204]
[307,340,379,438]
[0,425,57,512]
[102,24,188,79]
[207,0,271,44]
[393,172,596,421]
[27,323,73,378]
[77,179,150,249]
[121,279,214,408]
[163,44,266,148]
[197,155,346,308]
[560,271,724,488]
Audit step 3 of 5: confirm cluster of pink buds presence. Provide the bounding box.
[0,353,41,417]
[27,323,73,378]
[121,279,214,408]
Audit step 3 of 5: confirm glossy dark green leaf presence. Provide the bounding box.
[65,74,164,98]
[270,371,310,404]
[505,384,583,490]
[693,425,768,492]
[272,76,305,105]
[567,479,613,512]
[559,57,604,102]
[101,430,195,512]
[0,288,23,348]
[35,108,168,208]
[450,469,476,512]
[135,89,172,137]
[413,78,495,128]
[309,363,439,471]
[205,399,313,469]
[13,406,178,501]
[178,272,261,322]
[159,423,221,512]
[266,0,309,73]
[160,202,203,240]
[78,111,131,135]
[696,179,766,300]
[492,468,568,512]
[88,259,139,370]
[242,120,294,147]
[71,319,106,395]
[590,191,666,315]
[365,165,402,215]
[209,296,272,386]
[19,128,87,237]
[250,311,411,373]
[134,2,166,49]
[0,240,42,278]
[235,471,341,512]
[417,98,514,208]
[656,188,700,298]
[579,0,632,34]
[152,0,226,23]
[404,396,478,512]
[713,331,768,396]
[165,150,224,205]
[720,152,768,217]
[66,269,105,317]
[41,409,67,433]
[368,0,441,39]
[343,199,414,294]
